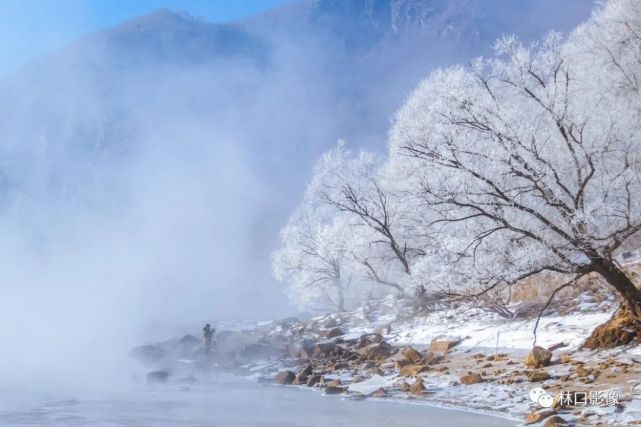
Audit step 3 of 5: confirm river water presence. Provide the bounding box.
[0,375,516,426]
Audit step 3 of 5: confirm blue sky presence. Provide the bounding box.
[0,0,291,76]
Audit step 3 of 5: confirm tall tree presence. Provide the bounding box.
[388,0,641,318]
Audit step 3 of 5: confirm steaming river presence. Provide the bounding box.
[0,375,515,426]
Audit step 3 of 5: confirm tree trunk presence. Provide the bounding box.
[592,256,641,318]
[337,288,345,313]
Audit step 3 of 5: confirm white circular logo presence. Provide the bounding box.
[529,387,554,408]
[538,393,554,408]
[529,387,546,403]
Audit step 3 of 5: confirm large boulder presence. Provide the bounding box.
[324,386,346,395]
[459,373,483,385]
[356,333,383,349]
[542,416,569,427]
[369,387,387,397]
[274,371,296,385]
[430,336,461,353]
[525,346,552,368]
[306,375,323,387]
[399,364,429,377]
[525,409,556,425]
[358,342,395,360]
[296,364,313,383]
[401,347,422,363]
[410,378,425,395]
[527,370,551,382]
[130,345,167,364]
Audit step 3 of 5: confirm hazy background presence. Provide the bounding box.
[0,0,595,383]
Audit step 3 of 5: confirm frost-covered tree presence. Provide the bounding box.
[308,141,425,294]
[388,0,641,318]
[272,208,353,312]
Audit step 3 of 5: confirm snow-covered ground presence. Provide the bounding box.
[247,295,641,425]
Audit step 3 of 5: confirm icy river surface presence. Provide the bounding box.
[0,375,516,426]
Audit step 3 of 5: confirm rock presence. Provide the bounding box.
[323,317,338,328]
[420,351,441,365]
[313,342,339,357]
[325,327,345,339]
[297,364,313,382]
[274,371,296,385]
[325,379,342,387]
[525,409,556,424]
[172,334,200,356]
[525,346,552,368]
[559,353,572,364]
[399,364,429,377]
[358,342,395,360]
[130,345,167,364]
[240,343,284,360]
[306,374,323,387]
[410,378,424,395]
[288,339,316,359]
[357,333,382,349]
[459,373,483,385]
[542,415,569,427]
[324,386,346,395]
[369,387,387,397]
[528,370,551,382]
[146,370,169,383]
[401,347,422,363]
[583,306,641,349]
[396,381,411,392]
[430,337,461,353]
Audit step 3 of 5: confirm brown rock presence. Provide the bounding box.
[358,342,395,360]
[420,351,441,365]
[525,346,552,368]
[401,347,422,363]
[399,364,429,377]
[430,337,460,353]
[559,353,572,364]
[306,375,323,387]
[396,381,411,392]
[325,379,342,387]
[410,378,425,395]
[274,371,296,385]
[297,364,313,380]
[525,409,556,425]
[324,386,346,395]
[543,415,569,427]
[459,373,483,385]
[528,370,551,382]
[369,387,387,397]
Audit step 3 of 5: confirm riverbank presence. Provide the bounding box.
[0,375,516,427]
[131,295,641,426]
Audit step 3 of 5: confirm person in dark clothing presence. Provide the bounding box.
[413,284,427,312]
[203,323,215,355]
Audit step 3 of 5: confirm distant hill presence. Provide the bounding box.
[0,0,595,318]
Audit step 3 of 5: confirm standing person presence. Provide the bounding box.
[413,285,427,312]
[203,323,215,355]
